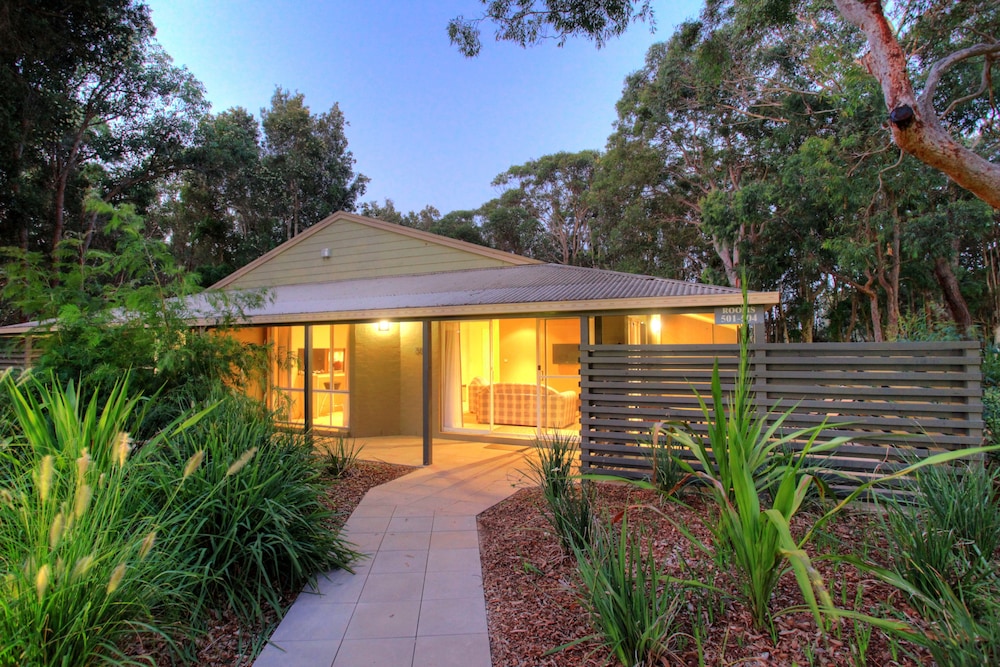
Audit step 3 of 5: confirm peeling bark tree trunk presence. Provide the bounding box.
[833,0,1000,210]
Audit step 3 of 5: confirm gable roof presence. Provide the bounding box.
[189,263,779,326]
[211,211,538,290]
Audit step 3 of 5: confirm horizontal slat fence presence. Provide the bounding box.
[0,337,38,372]
[580,342,984,495]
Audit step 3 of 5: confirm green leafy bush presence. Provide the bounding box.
[146,392,360,622]
[1,200,268,436]
[984,386,999,447]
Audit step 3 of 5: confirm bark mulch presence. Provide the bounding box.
[478,482,932,667]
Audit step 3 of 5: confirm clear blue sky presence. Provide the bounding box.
[146,0,703,216]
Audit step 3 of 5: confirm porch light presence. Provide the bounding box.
[377,320,391,332]
[649,314,661,335]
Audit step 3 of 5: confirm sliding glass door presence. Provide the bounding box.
[441,317,580,438]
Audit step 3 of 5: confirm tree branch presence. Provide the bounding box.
[832,0,1000,209]
[917,42,1000,116]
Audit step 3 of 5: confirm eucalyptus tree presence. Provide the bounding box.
[603,9,831,289]
[478,192,547,258]
[492,150,599,265]
[450,0,1000,211]
[156,107,267,283]
[261,89,368,242]
[0,0,206,260]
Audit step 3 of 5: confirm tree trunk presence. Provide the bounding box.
[867,289,883,342]
[933,256,974,333]
[832,0,1000,209]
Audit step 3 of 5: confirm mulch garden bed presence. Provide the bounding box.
[478,482,932,666]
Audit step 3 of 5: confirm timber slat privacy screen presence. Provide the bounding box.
[579,341,984,491]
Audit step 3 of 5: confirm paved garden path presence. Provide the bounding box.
[254,441,530,667]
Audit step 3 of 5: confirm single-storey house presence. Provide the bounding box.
[0,211,779,463]
[191,212,778,462]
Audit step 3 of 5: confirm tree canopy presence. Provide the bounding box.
[451,0,1000,210]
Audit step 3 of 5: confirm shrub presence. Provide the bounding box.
[145,392,360,622]
[881,459,1000,614]
[984,386,999,447]
[573,511,683,666]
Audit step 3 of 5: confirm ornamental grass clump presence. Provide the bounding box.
[882,459,1000,604]
[0,372,205,667]
[874,459,1000,664]
[572,511,684,667]
[526,432,594,553]
[322,434,365,478]
[642,423,689,499]
[145,391,360,623]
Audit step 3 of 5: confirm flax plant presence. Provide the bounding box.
[656,299,999,633]
[526,432,594,553]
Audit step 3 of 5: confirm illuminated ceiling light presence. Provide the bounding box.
[377,320,391,332]
[649,314,661,335]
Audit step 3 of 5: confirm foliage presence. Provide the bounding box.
[492,150,600,265]
[664,319,851,628]
[985,387,1000,447]
[0,372,207,666]
[448,0,652,56]
[0,0,207,261]
[571,511,683,666]
[2,200,268,434]
[144,391,360,623]
[321,434,365,478]
[259,88,369,242]
[525,432,594,552]
[880,459,1000,613]
[642,423,688,498]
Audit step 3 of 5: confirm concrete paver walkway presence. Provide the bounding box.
[254,440,530,667]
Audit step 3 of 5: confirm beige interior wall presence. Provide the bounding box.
[659,314,738,344]
[225,327,267,400]
[597,316,627,344]
[351,322,401,437]
[498,318,536,385]
[542,318,580,394]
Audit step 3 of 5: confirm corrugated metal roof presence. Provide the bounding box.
[187,263,777,325]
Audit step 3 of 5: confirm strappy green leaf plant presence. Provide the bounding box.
[656,298,999,632]
[571,510,684,666]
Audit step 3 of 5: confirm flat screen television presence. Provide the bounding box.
[551,343,578,365]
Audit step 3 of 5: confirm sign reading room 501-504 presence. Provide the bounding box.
[714,306,764,326]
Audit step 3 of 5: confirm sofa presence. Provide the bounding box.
[468,377,578,429]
